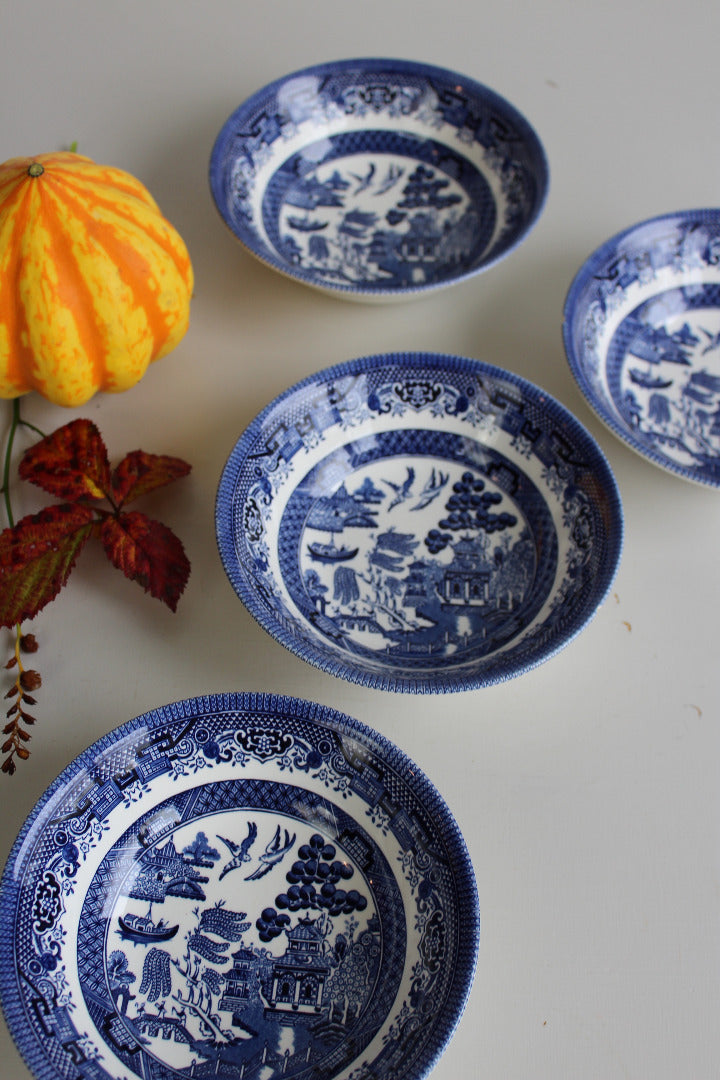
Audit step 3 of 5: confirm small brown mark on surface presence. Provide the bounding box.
[686,704,703,718]
[622,620,632,632]
[613,592,620,603]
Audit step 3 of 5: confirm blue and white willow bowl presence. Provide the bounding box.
[0,693,479,1080]
[564,209,720,487]
[216,353,623,692]
[209,58,548,301]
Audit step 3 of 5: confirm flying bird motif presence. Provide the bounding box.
[374,163,404,196]
[244,826,296,881]
[349,162,376,194]
[411,468,449,511]
[700,328,720,355]
[383,467,415,510]
[216,822,258,881]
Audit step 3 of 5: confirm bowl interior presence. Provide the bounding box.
[0,693,479,1080]
[209,59,548,297]
[564,209,720,486]
[216,354,623,692]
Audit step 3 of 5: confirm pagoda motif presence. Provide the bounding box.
[265,917,330,1018]
[219,946,268,1019]
[441,536,491,608]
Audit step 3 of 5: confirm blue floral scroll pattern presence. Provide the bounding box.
[1,695,478,1080]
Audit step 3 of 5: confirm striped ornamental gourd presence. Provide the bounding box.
[0,151,193,406]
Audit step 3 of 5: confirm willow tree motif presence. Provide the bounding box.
[308,233,330,261]
[185,905,251,965]
[198,904,251,940]
[648,392,672,426]
[334,566,359,606]
[377,530,418,557]
[140,948,172,1002]
[187,930,233,965]
[168,904,255,1046]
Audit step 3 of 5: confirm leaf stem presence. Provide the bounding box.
[21,419,46,439]
[2,399,47,529]
[2,398,21,528]
[3,401,25,713]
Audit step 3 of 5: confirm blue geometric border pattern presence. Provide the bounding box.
[0,693,480,1080]
[209,58,549,298]
[216,353,624,692]
[563,208,720,487]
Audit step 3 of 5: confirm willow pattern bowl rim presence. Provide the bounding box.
[215,351,624,693]
[563,206,720,488]
[0,691,480,1080]
[208,56,549,300]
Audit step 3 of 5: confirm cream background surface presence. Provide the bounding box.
[1,3,719,1077]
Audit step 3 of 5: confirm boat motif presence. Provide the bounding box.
[117,909,180,945]
[628,368,674,391]
[287,213,329,232]
[307,539,359,563]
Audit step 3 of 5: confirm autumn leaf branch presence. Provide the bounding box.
[1,406,192,773]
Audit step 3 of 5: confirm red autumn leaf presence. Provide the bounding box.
[111,450,192,507]
[0,504,95,628]
[99,511,190,612]
[19,418,112,501]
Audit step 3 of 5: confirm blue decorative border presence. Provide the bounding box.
[563,208,720,488]
[209,57,548,298]
[0,693,479,1080]
[215,353,624,693]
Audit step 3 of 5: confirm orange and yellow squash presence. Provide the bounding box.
[0,151,193,407]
